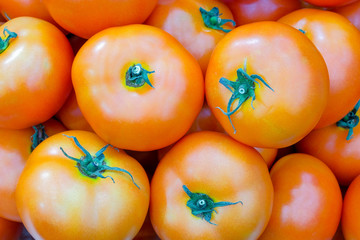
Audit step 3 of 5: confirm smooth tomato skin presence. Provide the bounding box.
[16,130,150,240]
[296,120,360,186]
[43,0,157,39]
[72,24,204,151]
[255,147,278,168]
[259,153,342,240]
[279,9,360,129]
[206,21,329,148]
[226,0,301,25]
[342,175,360,240]
[302,0,356,7]
[334,0,360,31]
[146,0,235,74]
[0,217,21,240]
[0,17,73,129]
[0,119,65,222]
[150,131,273,240]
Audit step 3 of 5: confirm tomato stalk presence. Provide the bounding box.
[0,27,17,54]
[336,100,360,140]
[126,63,155,88]
[60,135,140,189]
[216,59,274,133]
[30,124,48,152]
[183,185,242,225]
[200,7,236,33]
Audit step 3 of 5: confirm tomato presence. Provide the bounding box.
[146,0,235,74]
[342,174,360,240]
[150,131,273,240]
[0,119,65,222]
[206,21,329,148]
[0,217,21,240]
[334,0,360,31]
[133,213,159,240]
[254,147,278,168]
[259,153,342,240]
[16,130,150,240]
[0,17,73,129]
[279,9,360,129]
[226,0,301,25]
[56,90,93,132]
[72,24,204,151]
[43,0,157,39]
[296,102,360,186]
[302,0,356,7]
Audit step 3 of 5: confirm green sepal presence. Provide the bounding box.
[0,27,17,54]
[200,7,236,33]
[126,64,155,88]
[30,124,48,152]
[336,100,360,140]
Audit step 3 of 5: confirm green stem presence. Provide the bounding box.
[60,135,140,189]
[216,59,274,134]
[183,185,242,225]
[200,7,236,33]
[0,27,17,54]
[31,124,48,152]
[125,64,155,88]
[336,100,360,140]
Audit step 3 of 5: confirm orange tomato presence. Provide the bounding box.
[342,174,360,240]
[0,217,21,240]
[255,147,278,168]
[302,0,356,7]
[259,153,342,240]
[334,0,360,31]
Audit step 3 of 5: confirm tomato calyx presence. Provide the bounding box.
[336,100,360,140]
[125,64,155,88]
[60,135,140,189]
[30,124,48,152]
[183,185,243,225]
[200,7,236,33]
[0,27,17,54]
[216,59,274,133]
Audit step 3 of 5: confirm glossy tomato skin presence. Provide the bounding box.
[226,0,301,25]
[146,0,235,74]
[0,119,65,222]
[0,17,73,129]
[334,0,360,31]
[43,0,157,39]
[151,131,273,240]
[0,217,21,240]
[259,153,342,240]
[16,130,150,240]
[296,119,360,186]
[72,24,204,151]
[279,9,360,129]
[342,175,360,240]
[302,0,356,7]
[206,21,329,148]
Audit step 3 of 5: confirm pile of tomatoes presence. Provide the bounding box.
[1,0,360,239]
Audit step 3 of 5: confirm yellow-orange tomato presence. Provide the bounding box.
[279,9,360,128]
[0,119,66,222]
[255,147,278,168]
[259,153,342,240]
[151,131,273,240]
[206,21,329,148]
[16,131,150,240]
[146,0,235,74]
[342,175,360,240]
[72,25,204,151]
[334,0,360,31]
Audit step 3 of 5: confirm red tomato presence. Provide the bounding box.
[146,0,235,74]
[0,217,21,240]
[226,0,301,25]
[302,0,356,7]
[0,17,73,129]
[0,119,65,222]
[259,153,342,240]
[206,21,329,148]
[16,130,150,240]
[342,174,360,240]
[43,0,158,39]
[334,0,360,31]
[72,25,204,151]
[151,131,273,239]
[279,9,360,129]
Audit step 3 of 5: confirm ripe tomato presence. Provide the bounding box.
[259,153,342,240]
[255,147,278,168]
[150,131,273,240]
[206,21,329,148]
[0,17,73,129]
[226,0,301,25]
[72,25,204,151]
[16,130,150,240]
[0,119,65,222]
[146,0,235,74]
[334,0,360,31]
[0,217,21,240]
[302,0,356,7]
[43,0,157,39]
[342,174,360,240]
[279,9,360,129]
